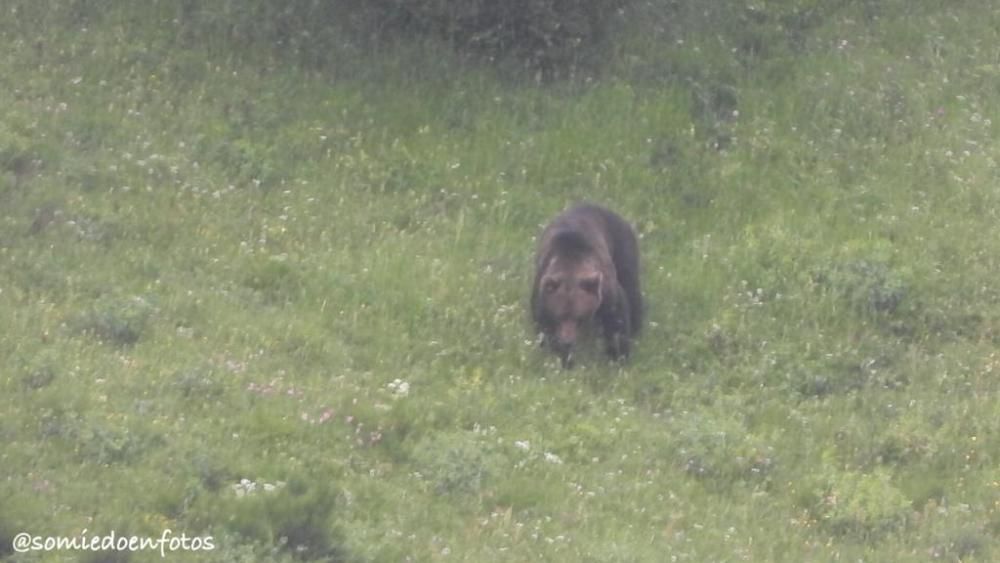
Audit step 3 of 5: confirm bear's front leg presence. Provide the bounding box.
[600,300,631,362]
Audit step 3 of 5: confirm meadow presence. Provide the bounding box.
[2,0,999,560]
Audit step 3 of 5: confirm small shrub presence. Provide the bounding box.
[173,367,226,401]
[929,530,988,561]
[211,138,283,191]
[190,452,230,493]
[242,256,304,305]
[411,430,504,495]
[36,407,83,439]
[77,422,162,465]
[815,469,912,539]
[73,295,156,347]
[814,259,909,316]
[222,477,350,562]
[0,116,57,187]
[669,412,776,486]
[794,350,906,398]
[20,362,57,390]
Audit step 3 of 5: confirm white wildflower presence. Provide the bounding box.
[387,378,410,397]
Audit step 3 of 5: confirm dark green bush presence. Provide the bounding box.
[72,295,157,347]
[365,0,630,71]
[174,0,630,74]
[222,477,351,562]
[411,430,504,495]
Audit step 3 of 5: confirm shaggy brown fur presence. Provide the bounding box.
[531,203,643,368]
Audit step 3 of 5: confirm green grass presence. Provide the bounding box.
[3,0,1000,560]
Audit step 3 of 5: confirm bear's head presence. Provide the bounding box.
[538,255,603,362]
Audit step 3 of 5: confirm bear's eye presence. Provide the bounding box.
[544,278,561,293]
[579,276,600,294]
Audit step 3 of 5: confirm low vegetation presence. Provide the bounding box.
[2,0,999,560]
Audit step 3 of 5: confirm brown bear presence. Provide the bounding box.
[531,203,643,368]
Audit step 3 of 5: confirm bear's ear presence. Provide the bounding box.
[579,273,602,296]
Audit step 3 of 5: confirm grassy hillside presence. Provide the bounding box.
[2,1,1000,560]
